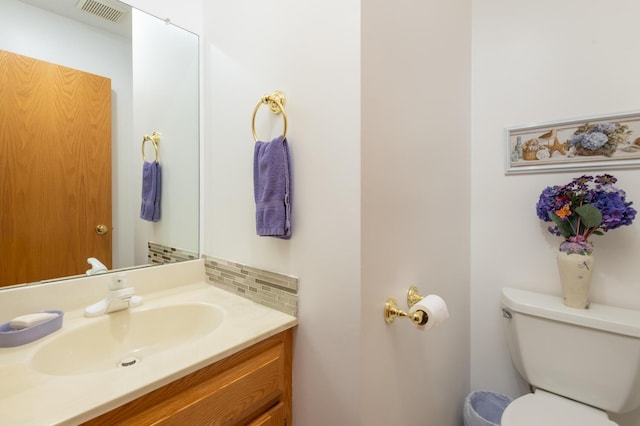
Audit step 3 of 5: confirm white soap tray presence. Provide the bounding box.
[0,310,64,347]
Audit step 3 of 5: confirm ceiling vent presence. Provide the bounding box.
[76,0,128,23]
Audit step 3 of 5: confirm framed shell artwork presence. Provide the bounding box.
[505,111,640,175]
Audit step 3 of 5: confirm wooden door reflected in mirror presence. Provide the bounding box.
[0,50,112,286]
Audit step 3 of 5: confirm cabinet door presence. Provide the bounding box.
[249,402,286,426]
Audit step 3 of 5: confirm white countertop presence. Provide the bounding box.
[0,261,297,425]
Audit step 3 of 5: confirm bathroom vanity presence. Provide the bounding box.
[84,329,292,425]
[0,260,297,425]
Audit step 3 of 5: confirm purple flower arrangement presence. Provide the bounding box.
[536,174,636,254]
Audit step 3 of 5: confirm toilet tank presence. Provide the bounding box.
[501,287,640,414]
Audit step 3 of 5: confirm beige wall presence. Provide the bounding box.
[361,0,471,424]
[471,1,640,425]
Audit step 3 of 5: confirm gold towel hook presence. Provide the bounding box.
[142,131,161,163]
[251,91,287,142]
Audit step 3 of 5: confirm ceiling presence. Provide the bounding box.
[18,0,131,38]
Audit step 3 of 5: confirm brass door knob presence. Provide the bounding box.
[96,224,108,235]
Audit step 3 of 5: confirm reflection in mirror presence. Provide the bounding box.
[0,0,199,288]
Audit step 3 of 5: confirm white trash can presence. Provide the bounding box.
[463,390,512,426]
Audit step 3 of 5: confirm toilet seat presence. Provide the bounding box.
[501,390,618,426]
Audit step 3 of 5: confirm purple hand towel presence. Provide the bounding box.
[253,135,291,239]
[140,161,161,222]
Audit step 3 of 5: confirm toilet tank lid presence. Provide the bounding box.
[502,287,640,338]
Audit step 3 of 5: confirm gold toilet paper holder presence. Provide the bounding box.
[384,286,429,325]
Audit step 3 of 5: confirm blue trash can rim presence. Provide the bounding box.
[467,390,512,403]
[464,390,513,426]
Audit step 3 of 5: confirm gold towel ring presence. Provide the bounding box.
[142,131,161,163]
[251,91,287,142]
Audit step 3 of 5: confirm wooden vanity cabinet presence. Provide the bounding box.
[83,329,293,426]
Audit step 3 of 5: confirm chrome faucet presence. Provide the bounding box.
[84,274,143,317]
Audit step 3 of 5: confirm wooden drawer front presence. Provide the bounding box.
[248,402,286,426]
[159,343,284,425]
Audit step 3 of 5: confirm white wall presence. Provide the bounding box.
[131,9,200,264]
[361,0,471,424]
[201,1,361,423]
[471,1,640,425]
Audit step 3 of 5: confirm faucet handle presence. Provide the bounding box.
[109,274,127,290]
[86,257,108,276]
[110,287,135,300]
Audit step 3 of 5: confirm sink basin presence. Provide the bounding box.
[30,303,223,376]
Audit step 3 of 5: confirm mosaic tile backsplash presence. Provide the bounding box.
[203,255,298,317]
[148,242,199,265]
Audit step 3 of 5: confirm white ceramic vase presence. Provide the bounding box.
[556,251,595,309]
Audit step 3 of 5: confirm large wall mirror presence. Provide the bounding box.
[0,0,200,288]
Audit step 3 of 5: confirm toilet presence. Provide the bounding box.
[500,287,640,426]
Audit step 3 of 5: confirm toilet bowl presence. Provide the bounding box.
[501,288,640,425]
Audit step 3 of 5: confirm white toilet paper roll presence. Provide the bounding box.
[409,294,449,330]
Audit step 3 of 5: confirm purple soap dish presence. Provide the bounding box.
[0,310,64,348]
